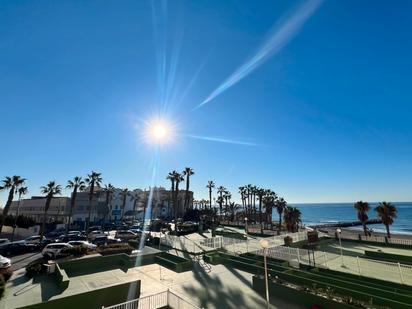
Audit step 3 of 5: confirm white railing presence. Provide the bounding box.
[339,233,412,246]
[252,244,412,285]
[102,290,201,309]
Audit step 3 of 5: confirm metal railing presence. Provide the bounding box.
[338,233,412,246]
[252,245,412,285]
[102,290,201,309]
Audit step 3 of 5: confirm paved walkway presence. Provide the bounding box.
[1,257,303,309]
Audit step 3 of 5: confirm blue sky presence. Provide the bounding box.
[1,0,412,204]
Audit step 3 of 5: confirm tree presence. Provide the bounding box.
[40,181,62,238]
[375,202,397,238]
[262,190,276,229]
[119,188,129,222]
[283,206,301,233]
[354,201,370,236]
[66,177,86,235]
[275,197,287,235]
[0,176,26,233]
[173,172,184,220]
[85,171,102,230]
[182,167,194,211]
[167,171,177,220]
[256,188,265,232]
[129,190,140,221]
[11,186,28,241]
[206,181,215,211]
[217,186,226,217]
[102,183,115,222]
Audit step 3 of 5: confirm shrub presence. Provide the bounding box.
[0,275,5,299]
[284,236,293,246]
[0,269,13,282]
[98,243,133,256]
[61,246,88,257]
[26,259,45,277]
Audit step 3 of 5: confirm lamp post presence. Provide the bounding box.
[245,217,248,235]
[260,239,270,309]
[336,228,344,266]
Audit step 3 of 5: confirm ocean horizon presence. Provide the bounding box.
[286,202,412,235]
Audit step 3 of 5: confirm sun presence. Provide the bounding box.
[143,118,175,145]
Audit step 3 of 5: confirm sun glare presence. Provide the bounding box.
[143,118,175,145]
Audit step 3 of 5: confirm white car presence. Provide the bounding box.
[42,243,73,259]
[68,241,97,250]
[24,235,45,245]
[115,230,138,240]
[88,230,108,240]
[0,255,11,269]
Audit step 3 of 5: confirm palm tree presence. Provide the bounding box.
[66,177,86,235]
[256,188,265,232]
[283,206,301,233]
[375,202,397,238]
[85,171,102,231]
[119,188,129,222]
[40,181,62,238]
[11,186,28,241]
[183,167,194,211]
[206,181,215,211]
[275,197,287,235]
[173,172,184,219]
[102,183,115,222]
[354,201,370,236]
[217,186,226,217]
[262,190,276,229]
[129,190,140,221]
[0,176,26,233]
[167,171,177,219]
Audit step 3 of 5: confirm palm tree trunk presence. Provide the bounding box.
[209,189,212,211]
[66,189,77,236]
[0,187,15,233]
[363,223,368,237]
[40,197,52,238]
[87,184,94,231]
[385,224,391,239]
[278,213,282,235]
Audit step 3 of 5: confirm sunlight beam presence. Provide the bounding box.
[187,134,259,146]
[195,0,323,109]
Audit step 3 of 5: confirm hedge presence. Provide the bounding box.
[364,250,412,265]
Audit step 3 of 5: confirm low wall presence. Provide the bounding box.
[253,275,357,309]
[18,280,141,309]
[156,252,192,272]
[1,225,39,238]
[364,250,412,265]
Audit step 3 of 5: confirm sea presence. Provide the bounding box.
[285,202,412,235]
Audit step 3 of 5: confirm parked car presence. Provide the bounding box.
[0,241,37,256]
[92,235,121,246]
[0,255,11,269]
[42,243,73,259]
[87,226,102,233]
[115,230,138,240]
[24,235,45,245]
[88,230,108,240]
[37,238,57,249]
[0,239,10,247]
[67,241,97,250]
[57,234,87,243]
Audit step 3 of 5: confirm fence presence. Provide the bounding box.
[252,244,412,285]
[337,232,412,247]
[102,290,201,309]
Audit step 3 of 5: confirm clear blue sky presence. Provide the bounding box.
[1,0,412,204]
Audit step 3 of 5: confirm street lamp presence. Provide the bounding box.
[260,239,270,309]
[244,217,248,235]
[336,228,344,267]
